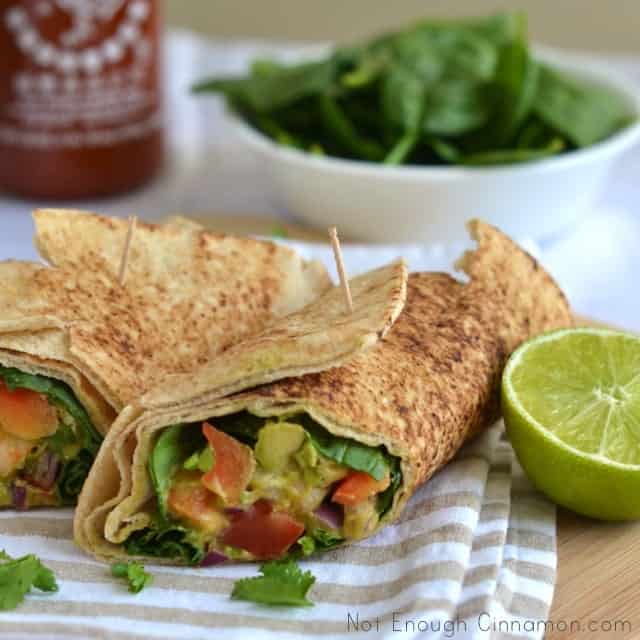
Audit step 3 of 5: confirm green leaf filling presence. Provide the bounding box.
[148,424,205,522]
[297,415,391,481]
[183,446,214,473]
[0,366,102,503]
[124,524,205,566]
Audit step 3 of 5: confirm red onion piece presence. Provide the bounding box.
[201,550,229,566]
[224,507,246,516]
[314,501,343,529]
[10,483,27,510]
[25,451,60,491]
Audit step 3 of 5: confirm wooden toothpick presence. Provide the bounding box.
[118,215,137,285]
[328,226,353,314]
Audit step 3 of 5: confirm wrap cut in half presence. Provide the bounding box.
[75,220,572,565]
[0,209,333,508]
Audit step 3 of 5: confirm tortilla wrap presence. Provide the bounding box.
[1,209,332,414]
[75,221,572,563]
[0,209,337,508]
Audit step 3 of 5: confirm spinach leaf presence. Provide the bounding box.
[489,42,539,145]
[124,524,205,566]
[195,59,336,114]
[318,95,385,161]
[381,63,425,134]
[423,80,490,136]
[296,528,344,557]
[377,457,402,516]
[461,138,565,165]
[210,411,264,444]
[534,64,634,148]
[58,450,94,504]
[297,415,390,481]
[149,424,204,521]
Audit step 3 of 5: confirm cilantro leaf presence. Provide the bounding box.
[111,561,153,594]
[231,559,316,607]
[0,550,58,611]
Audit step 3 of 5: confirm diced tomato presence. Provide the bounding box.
[0,381,58,441]
[201,422,255,505]
[332,471,391,506]
[0,430,33,477]
[168,471,228,534]
[222,499,305,559]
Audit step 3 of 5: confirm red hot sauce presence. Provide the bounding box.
[0,0,163,199]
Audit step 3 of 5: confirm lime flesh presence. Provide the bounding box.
[502,327,640,520]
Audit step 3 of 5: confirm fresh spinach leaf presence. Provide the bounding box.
[377,457,402,516]
[148,424,204,521]
[423,79,490,136]
[297,415,390,481]
[489,42,539,145]
[318,95,385,161]
[381,63,425,134]
[534,64,633,148]
[296,528,344,557]
[58,450,94,504]
[211,411,264,444]
[461,138,565,165]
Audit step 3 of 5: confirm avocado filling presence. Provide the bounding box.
[126,412,401,564]
[0,366,102,508]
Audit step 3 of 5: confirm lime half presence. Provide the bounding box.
[502,327,640,520]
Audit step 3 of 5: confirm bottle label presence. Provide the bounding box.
[0,0,161,150]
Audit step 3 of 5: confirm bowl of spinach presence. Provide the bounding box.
[193,12,640,243]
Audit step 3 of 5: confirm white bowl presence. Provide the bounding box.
[231,48,640,244]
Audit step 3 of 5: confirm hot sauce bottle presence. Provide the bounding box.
[0,0,163,199]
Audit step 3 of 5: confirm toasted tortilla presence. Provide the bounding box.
[0,209,332,424]
[75,220,572,562]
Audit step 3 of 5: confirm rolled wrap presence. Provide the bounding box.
[75,221,572,562]
[0,209,332,508]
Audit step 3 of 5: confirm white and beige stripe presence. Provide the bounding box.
[0,421,556,640]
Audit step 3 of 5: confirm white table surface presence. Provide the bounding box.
[1,31,639,332]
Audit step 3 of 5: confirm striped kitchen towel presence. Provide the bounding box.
[0,420,556,640]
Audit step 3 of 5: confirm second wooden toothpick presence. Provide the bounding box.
[328,226,353,314]
[118,215,137,285]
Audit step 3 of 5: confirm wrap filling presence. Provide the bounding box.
[0,366,102,508]
[125,412,402,564]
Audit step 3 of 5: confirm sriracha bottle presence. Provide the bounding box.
[0,0,163,199]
